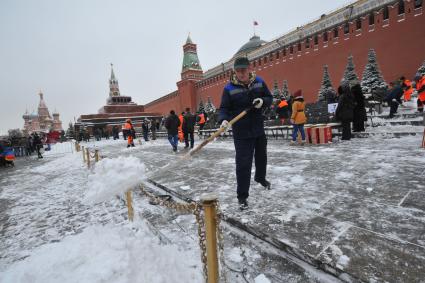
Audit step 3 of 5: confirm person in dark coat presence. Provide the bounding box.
[219,57,273,209]
[276,98,290,125]
[182,107,196,149]
[26,135,33,156]
[335,84,355,140]
[150,119,157,140]
[142,120,149,141]
[111,126,118,140]
[385,82,404,118]
[164,110,181,152]
[32,133,43,158]
[351,83,367,132]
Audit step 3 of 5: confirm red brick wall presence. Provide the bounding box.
[146,2,425,113]
[177,79,198,112]
[144,92,181,114]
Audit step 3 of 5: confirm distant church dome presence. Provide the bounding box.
[234,35,267,57]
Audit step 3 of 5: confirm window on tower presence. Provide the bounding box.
[369,12,375,25]
[383,6,389,19]
[414,0,422,8]
[297,42,301,52]
[283,48,286,56]
[344,22,349,34]
[305,38,310,48]
[398,0,405,14]
[276,51,280,59]
[356,18,362,29]
[323,31,328,42]
[333,27,339,38]
[290,46,293,54]
[314,35,318,45]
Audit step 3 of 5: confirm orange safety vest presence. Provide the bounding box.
[417,76,425,102]
[403,80,413,101]
[178,115,183,130]
[124,122,132,130]
[198,113,206,124]
[178,114,184,142]
[278,100,288,108]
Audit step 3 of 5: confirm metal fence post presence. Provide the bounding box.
[202,195,219,283]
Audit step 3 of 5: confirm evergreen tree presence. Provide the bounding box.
[281,80,290,100]
[341,54,359,86]
[197,99,205,113]
[417,59,425,76]
[318,65,337,103]
[360,49,387,100]
[204,96,216,114]
[272,80,281,101]
[66,122,75,139]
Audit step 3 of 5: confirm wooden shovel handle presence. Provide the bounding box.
[188,108,251,157]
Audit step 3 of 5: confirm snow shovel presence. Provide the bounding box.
[187,100,260,157]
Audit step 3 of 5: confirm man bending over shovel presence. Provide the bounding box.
[218,57,273,210]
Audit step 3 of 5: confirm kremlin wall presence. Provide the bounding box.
[144,0,425,115]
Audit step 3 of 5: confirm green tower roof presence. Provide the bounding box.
[182,35,202,72]
[182,52,202,71]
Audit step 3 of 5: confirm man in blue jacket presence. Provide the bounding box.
[219,57,273,210]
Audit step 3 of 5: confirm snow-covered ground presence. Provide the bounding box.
[0,150,203,283]
[1,112,424,282]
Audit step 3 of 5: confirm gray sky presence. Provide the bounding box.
[0,0,352,135]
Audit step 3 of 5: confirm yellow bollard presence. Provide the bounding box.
[82,146,86,162]
[95,149,99,162]
[202,194,219,283]
[75,142,79,152]
[86,148,90,168]
[126,190,134,221]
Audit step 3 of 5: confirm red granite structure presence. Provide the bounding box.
[75,64,161,135]
[144,0,425,115]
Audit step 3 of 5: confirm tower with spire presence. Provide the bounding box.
[177,34,203,112]
[105,63,134,106]
[109,63,121,97]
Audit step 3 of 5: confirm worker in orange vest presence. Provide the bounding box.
[178,112,184,142]
[197,112,206,130]
[276,99,289,125]
[416,75,425,112]
[124,119,135,147]
[400,76,413,102]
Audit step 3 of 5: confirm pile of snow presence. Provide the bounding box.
[0,223,202,283]
[84,156,146,204]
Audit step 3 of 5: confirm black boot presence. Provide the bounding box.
[238,198,248,210]
[255,178,271,190]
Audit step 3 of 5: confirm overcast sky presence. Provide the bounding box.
[0,0,353,135]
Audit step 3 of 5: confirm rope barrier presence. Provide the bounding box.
[138,184,227,283]
[77,145,225,282]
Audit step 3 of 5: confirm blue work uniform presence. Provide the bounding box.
[219,74,272,201]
